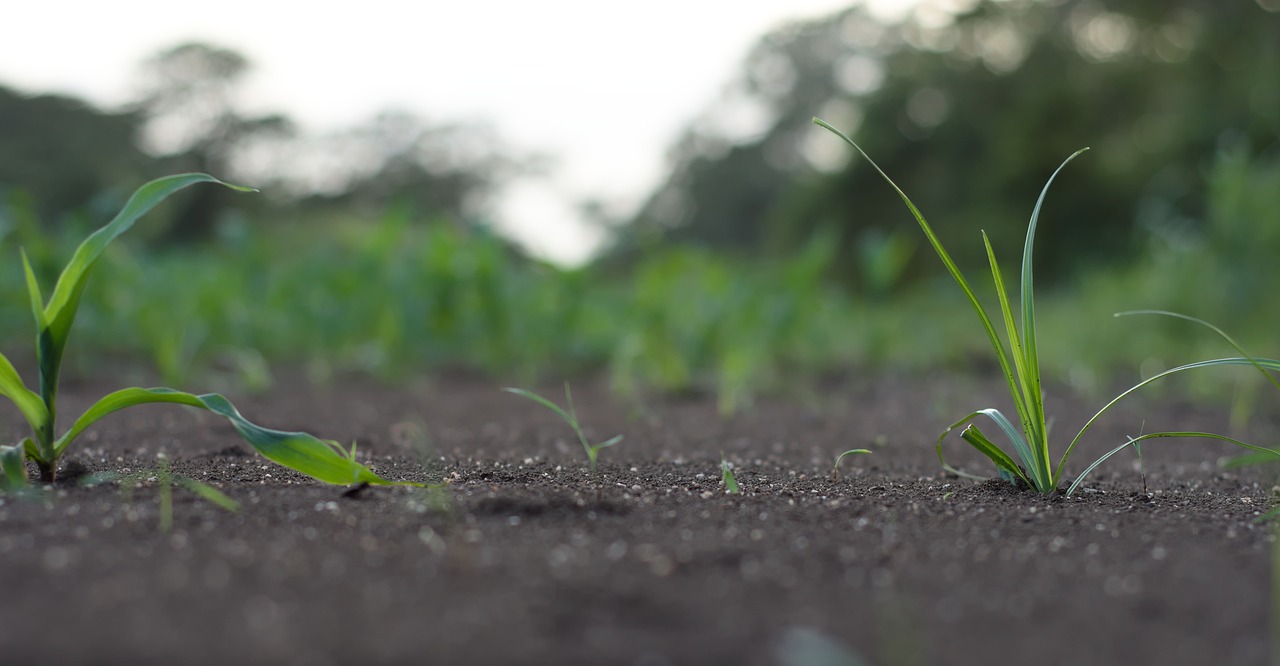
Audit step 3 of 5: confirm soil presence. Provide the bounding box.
[1,370,1277,666]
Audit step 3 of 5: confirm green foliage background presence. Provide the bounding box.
[1,0,1278,413]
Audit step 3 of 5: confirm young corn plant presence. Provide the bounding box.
[814,119,1280,494]
[720,452,740,494]
[504,383,622,500]
[0,174,416,489]
[84,456,241,532]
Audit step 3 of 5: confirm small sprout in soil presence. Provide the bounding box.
[0,174,420,490]
[721,452,739,494]
[832,449,872,482]
[84,455,239,532]
[504,383,622,500]
[814,118,1280,495]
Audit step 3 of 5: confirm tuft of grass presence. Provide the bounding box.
[504,383,622,500]
[0,174,420,490]
[832,448,872,482]
[815,118,1280,494]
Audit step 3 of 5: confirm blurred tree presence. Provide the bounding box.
[0,85,150,226]
[275,110,533,223]
[131,42,295,243]
[618,0,1280,290]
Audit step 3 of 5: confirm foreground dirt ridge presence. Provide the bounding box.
[1,375,1275,665]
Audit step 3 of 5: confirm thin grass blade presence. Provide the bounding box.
[1055,357,1280,484]
[54,387,414,486]
[982,233,1036,446]
[1116,310,1280,394]
[813,118,1022,413]
[503,387,576,425]
[1019,149,1089,481]
[832,448,872,481]
[174,476,241,511]
[1066,431,1279,495]
[596,434,624,450]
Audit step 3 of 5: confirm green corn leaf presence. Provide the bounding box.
[0,352,49,441]
[21,251,47,330]
[1066,431,1280,496]
[54,387,414,486]
[31,174,255,418]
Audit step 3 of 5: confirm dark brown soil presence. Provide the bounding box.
[2,371,1277,665]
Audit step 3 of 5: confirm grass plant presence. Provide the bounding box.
[0,174,417,488]
[504,383,622,499]
[814,118,1280,494]
[831,448,872,482]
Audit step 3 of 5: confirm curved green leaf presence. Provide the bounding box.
[1115,310,1280,394]
[55,387,415,486]
[0,352,49,443]
[813,118,1024,421]
[937,408,1046,490]
[1065,431,1279,496]
[960,425,1031,487]
[1055,357,1280,484]
[32,174,256,421]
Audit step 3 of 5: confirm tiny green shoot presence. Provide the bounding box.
[85,456,240,532]
[832,448,872,482]
[721,452,740,494]
[503,383,622,500]
[0,174,419,489]
[814,118,1280,494]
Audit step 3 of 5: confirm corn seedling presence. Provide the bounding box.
[84,456,240,532]
[815,119,1280,494]
[721,452,739,494]
[832,448,872,482]
[0,174,418,489]
[504,383,622,500]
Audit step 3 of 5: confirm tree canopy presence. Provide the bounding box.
[618,0,1280,289]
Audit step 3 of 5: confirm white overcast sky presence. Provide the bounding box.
[0,0,917,263]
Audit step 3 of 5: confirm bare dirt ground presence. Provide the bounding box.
[1,371,1276,665]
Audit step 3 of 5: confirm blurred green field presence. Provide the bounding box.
[2,145,1276,416]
